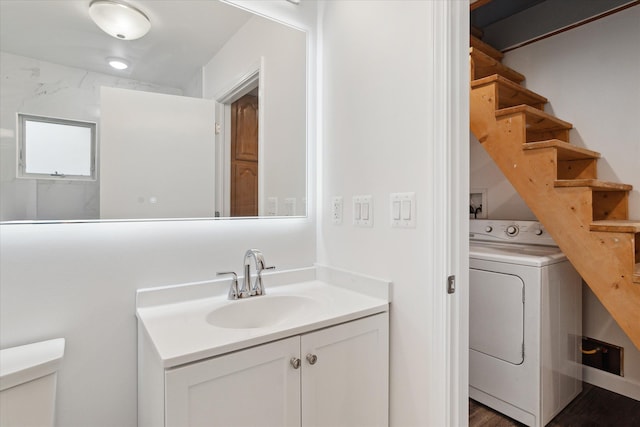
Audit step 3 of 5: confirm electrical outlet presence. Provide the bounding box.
[267,197,278,216]
[331,196,343,225]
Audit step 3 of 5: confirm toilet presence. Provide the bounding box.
[0,338,65,427]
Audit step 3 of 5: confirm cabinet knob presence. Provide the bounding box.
[290,357,301,369]
[306,353,318,365]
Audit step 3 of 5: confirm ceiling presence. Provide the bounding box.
[471,0,635,50]
[471,0,546,29]
[3,0,633,87]
[0,1,253,90]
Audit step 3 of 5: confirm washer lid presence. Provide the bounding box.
[470,241,567,267]
[0,338,65,391]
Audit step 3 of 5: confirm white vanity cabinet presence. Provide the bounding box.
[162,313,388,427]
[165,336,301,427]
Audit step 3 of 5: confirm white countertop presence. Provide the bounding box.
[137,267,391,368]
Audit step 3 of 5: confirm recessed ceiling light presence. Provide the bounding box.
[108,58,129,70]
[89,0,151,41]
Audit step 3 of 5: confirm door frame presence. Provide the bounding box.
[428,1,470,425]
[215,58,266,216]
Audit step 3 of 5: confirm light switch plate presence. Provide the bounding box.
[390,192,416,228]
[353,195,373,227]
[267,197,278,216]
[284,198,297,216]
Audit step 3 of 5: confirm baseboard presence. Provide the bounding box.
[582,365,640,401]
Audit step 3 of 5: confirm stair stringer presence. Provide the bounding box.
[471,85,640,350]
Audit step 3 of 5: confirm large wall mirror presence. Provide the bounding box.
[0,0,307,222]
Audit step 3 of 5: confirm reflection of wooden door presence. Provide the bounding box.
[230,93,258,216]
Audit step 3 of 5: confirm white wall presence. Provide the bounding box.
[99,87,216,219]
[202,14,306,216]
[469,137,537,220]
[0,52,182,221]
[318,1,469,425]
[0,1,318,426]
[470,7,640,399]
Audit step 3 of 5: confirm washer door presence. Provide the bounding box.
[470,268,524,365]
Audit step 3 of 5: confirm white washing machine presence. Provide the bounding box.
[469,220,582,427]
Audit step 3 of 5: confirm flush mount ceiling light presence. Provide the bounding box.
[108,57,129,70]
[89,0,151,40]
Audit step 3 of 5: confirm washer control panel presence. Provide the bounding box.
[470,220,556,246]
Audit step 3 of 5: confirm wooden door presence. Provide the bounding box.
[230,93,258,216]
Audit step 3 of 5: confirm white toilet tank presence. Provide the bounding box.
[0,338,65,427]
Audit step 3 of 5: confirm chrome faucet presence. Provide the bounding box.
[242,249,274,297]
[217,249,275,300]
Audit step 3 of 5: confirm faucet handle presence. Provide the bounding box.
[217,271,240,300]
[253,266,275,296]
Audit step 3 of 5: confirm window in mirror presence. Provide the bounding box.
[18,114,96,181]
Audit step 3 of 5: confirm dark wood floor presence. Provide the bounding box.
[469,383,640,426]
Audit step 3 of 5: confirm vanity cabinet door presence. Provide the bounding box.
[301,313,389,427]
[165,336,300,427]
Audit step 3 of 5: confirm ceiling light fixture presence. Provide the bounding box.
[108,57,129,70]
[89,0,151,41]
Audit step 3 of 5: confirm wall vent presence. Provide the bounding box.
[581,336,624,376]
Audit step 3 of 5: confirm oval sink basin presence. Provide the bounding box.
[206,295,322,329]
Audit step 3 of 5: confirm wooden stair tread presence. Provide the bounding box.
[555,179,633,191]
[523,140,601,160]
[471,75,547,109]
[470,47,525,83]
[470,0,495,12]
[470,35,503,60]
[496,105,573,131]
[590,220,640,232]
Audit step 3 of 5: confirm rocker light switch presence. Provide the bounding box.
[392,200,401,220]
[353,195,373,227]
[401,200,412,220]
[390,192,416,228]
[361,203,369,220]
[284,198,297,216]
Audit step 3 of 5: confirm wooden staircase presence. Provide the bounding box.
[469,35,640,350]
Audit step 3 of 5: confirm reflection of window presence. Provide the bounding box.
[18,114,96,180]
